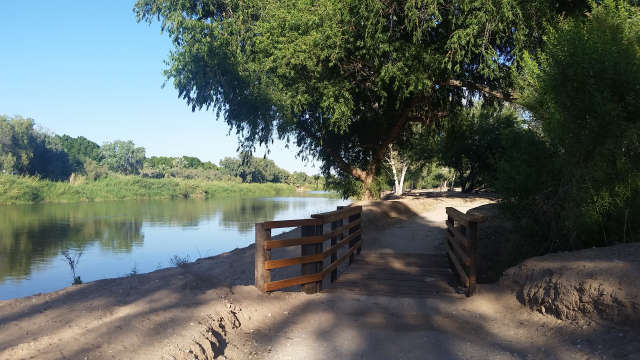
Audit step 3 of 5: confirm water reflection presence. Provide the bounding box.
[0,196,348,299]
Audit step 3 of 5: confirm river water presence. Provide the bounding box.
[0,195,349,300]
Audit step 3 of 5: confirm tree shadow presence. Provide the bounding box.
[2,197,636,359]
[239,284,639,359]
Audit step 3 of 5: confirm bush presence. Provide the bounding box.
[503,0,640,252]
[0,174,297,204]
[83,159,109,181]
[440,105,526,192]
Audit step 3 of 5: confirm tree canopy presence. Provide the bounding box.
[100,140,146,175]
[0,115,73,181]
[55,134,102,172]
[219,152,293,184]
[135,0,566,198]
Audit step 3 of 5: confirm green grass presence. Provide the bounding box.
[0,174,298,205]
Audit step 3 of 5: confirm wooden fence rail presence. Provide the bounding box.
[445,207,486,296]
[255,206,363,293]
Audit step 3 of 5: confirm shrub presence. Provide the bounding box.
[503,0,640,251]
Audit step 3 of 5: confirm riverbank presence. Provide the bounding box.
[1,195,637,359]
[0,174,298,205]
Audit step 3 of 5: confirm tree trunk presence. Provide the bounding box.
[397,164,408,196]
[386,144,408,196]
[361,173,375,200]
[390,160,401,196]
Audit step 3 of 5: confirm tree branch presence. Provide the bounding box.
[368,94,430,173]
[301,126,370,182]
[443,80,518,102]
[324,145,369,182]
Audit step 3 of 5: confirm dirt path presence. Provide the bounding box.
[1,195,637,359]
[361,195,494,254]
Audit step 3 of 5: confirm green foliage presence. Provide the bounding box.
[100,140,146,175]
[55,134,101,172]
[325,174,364,199]
[181,156,203,169]
[144,156,174,170]
[145,155,215,171]
[385,122,441,192]
[219,153,292,184]
[0,115,73,180]
[414,164,455,190]
[506,0,640,250]
[0,174,297,205]
[134,0,546,198]
[82,159,109,181]
[143,156,234,181]
[440,105,528,192]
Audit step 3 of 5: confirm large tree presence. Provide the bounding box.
[135,0,567,198]
[100,140,146,175]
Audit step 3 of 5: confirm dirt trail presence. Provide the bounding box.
[1,194,638,360]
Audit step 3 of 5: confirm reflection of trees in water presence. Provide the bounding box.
[218,198,290,233]
[0,202,152,281]
[0,210,144,281]
[0,197,328,282]
[96,220,144,252]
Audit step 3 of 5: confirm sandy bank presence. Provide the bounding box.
[502,243,640,327]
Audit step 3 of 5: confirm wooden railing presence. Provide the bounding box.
[255,206,363,293]
[445,207,486,297]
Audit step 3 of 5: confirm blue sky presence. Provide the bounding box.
[0,1,319,173]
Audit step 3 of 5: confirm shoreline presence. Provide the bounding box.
[0,226,301,303]
[0,174,308,205]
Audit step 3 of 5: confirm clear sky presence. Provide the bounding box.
[0,1,319,174]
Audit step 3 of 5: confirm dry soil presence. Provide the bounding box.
[1,193,638,360]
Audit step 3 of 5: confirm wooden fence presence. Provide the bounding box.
[255,206,363,293]
[445,207,486,296]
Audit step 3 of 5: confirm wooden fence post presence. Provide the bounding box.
[445,214,454,270]
[255,223,270,292]
[348,211,361,264]
[467,221,478,296]
[301,224,323,294]
[355,210,362,255]
[330,206,343,282]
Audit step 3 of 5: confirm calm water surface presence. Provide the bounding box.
[0,195,349,300]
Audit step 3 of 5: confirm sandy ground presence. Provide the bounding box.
[502,243,640,327]
[1,194,638,360]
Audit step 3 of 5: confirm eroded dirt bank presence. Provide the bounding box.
[1,194,638,360]
[502,243,640,327]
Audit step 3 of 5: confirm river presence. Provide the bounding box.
[0,195,349,300]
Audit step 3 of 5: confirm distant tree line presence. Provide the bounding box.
[0,116,322,188]
[0,116,72,181]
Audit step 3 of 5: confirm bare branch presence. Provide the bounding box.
[443,80,518,102]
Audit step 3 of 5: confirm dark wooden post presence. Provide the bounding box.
[467,221,478,296]
[330,206,343,282]
[301,223,323,294]
[255,223,270,292]
[348,211,361,263]
[445,214,454,270]
[355,210,362,255]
